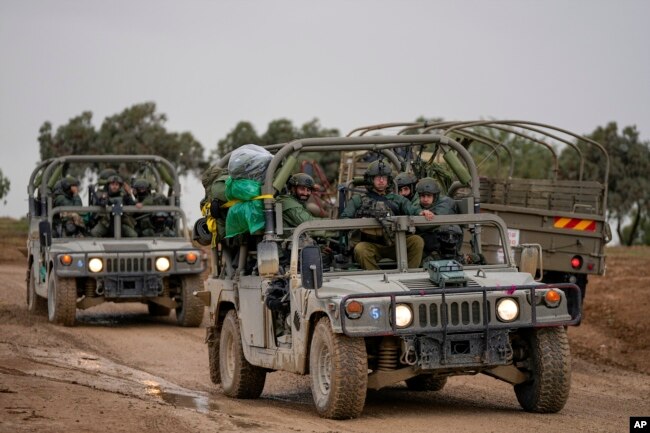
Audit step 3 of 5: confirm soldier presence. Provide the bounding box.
[340,160,433,270]
[395,172,418,202]
[90,174,138,237]
[276,173,322,229]
[132,179,173,236]
[414,177,465,262]
[414,177,460,216]
[53,176,86,237]
[276,173,337,265]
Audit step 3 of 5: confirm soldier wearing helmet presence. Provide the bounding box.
[53,176,85,237]
[90,174,138,238]
[53,176,82,207]
[414,177,460,216]
[340,159,434,270]
[132,179,171,236]
[276,173,324,229]
[414,177,462,261]
[395,172,418,202]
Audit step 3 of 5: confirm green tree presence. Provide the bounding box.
[0,168,10,205]
[261,118,297,145]
[559,122,650,245]
[92,102,204,176]
[298,118,339,139]
[465,126,554,179]
[37,103,205,177]
[213,121,261,161]
[38,111,97,160]
[212,117,340,161]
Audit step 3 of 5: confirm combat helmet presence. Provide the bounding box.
[395,172,418,199]
[287,173,315,189]
[97,168,118,186]
[61,176,80,194]
[107,174,124,185]
[436,225,463,259]
[133,178,151,200]
[364,159,393,184]
[415,177,441,195]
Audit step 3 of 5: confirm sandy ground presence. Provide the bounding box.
[1,247,649,433]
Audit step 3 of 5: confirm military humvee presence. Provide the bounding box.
[344,121,610,298]
[201,135,581,419]
[26,155,205,327]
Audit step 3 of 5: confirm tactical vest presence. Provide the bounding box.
[355,193,398,240]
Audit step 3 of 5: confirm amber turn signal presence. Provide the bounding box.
[544,289,561,306]
[185,252,198,264]
[345,300,364,319]
[59,254,73,266]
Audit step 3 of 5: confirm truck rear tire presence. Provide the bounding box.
[47,274,77,326]
[310,316,367,419]
[515,327,571,413]
[27,265,47,315]
[175,275,204,327]
[405,375,447,391]
[219,310,266,398]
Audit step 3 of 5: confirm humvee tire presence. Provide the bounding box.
[47,274,77,326]
[175,275,204,327]
[27,266,47,315]
[515,327,571,413]
[310,316,367,419]
[208,325,221,384]
[147,302,171,317]
[405,375,448,392]
[219,310,266,398]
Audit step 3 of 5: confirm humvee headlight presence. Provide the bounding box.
[155,257,171,272]
[496,298,519,322]
[394,304,413,328]
[88,258,103,273]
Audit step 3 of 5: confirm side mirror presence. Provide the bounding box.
[39,220,52,248]
[300,245,323,290]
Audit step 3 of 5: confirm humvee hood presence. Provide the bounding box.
[314,270,538,297]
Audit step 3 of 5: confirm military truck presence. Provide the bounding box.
[26,155,205,327]
[344,121,610,297]
[200,135,581,419]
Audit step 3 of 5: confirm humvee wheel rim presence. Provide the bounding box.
[315,344,332,395]
[225,331,236,379]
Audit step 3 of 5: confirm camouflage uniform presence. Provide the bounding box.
[90,175,138,238]
[132,179,172,237]
[341,161,425,270]
[52,176,85,237]
[414,177,461,261]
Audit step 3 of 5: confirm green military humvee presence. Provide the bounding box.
[26,155,205,327]
[200,135,581,419]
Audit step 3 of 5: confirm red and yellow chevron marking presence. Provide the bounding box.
[553,217,596,231]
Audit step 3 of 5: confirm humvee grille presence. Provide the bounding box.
[105,257,153,273]
[413,300,490,330]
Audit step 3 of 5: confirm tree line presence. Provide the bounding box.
[1,102,647,245]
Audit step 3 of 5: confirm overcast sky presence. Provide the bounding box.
[1,0,648,223]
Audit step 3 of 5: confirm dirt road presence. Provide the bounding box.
[1,254,649,433]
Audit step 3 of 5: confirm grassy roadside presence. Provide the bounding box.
[0,217,28,263]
